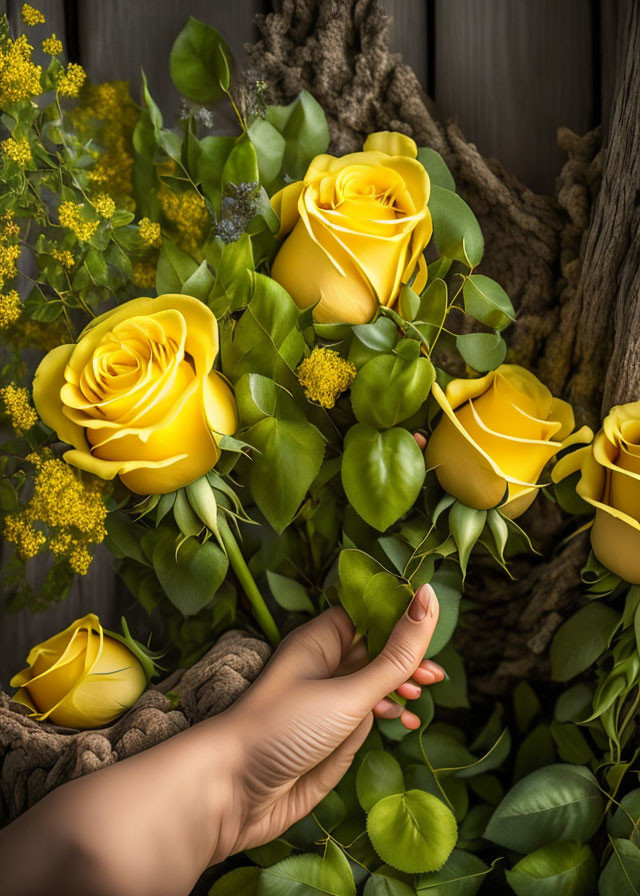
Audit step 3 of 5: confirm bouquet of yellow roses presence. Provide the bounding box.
[3,10,640,894]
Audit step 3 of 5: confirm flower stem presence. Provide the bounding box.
[219,520,280,647]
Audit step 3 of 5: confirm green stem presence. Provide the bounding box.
[219,521,281,647]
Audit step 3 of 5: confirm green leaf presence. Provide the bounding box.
[266,570,314,613]
[245,416,325,533]
[484,764,603,853]
[599,839,640,896]
[430,644,469,709]
[180,259,214,301]
[341,424,425,531]
[156,239,198,294]
[463,274,515,330]
[209,866,261,895]
[609,789,640,842]
[222,134,260,191]
[185,476,219,535]
[448,502,486,576]
[352,318,399,352]
[259,843,356,896]
[198,135,235,212]
[351,354,435,429]
[337,549,412,658]
[363,869,414,896]
[226,273,305,381]
[428,184,484,268]
[505,842,596,896]
[169,17,232,104]
[398,285,421,321]
[248,116,287,191]
[153,530,228,615]
[367,790,457,874]
[423,573,461,659]
[104,512,148,564]
[265,90,330,183]
[418,278,448,328]
[416,849,489,894]
[455,333,507,372]
[356,750,405,812]
[417,147,456,192]
[550,603,620,681]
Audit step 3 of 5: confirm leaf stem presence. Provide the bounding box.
[219,520,281,647]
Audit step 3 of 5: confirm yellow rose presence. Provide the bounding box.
[270,131,433,325]
[425,365,592,519]
[10,614,147,728]
[553,402,640,583]
[33,294,237,495]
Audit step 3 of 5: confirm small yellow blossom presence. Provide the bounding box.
[2,136,32,165]
[0,244,21,290]
[159,186,209,255]
[1,384,38,431]
[138,217,161,247]
[297,348,357,409]
[21,4,45,25]
[4,516,46,558]
[92,193,115,218]
[42,34,63,55]
[1,210,20,240]
[0,289,22,328]
[0,34,42,104]
[57,62,86,98]
[51,247,75,268]
[69,544,92,575]
[58,200,98,241]
[132,261,157,289]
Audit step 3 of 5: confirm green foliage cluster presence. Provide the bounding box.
[2,13,639,895]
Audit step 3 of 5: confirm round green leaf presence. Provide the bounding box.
[341,424,425,531]
[550,603,620,681]
[415,848,489,894]
[351,354,435,428]
[367,790,458,874]
[463,274,515,330]
[455,332,507,372]
[417,147,456,192]
[484,764,603,853]
[169,17,232,104]
[266,571,314,613]
[506,842,597,896]
[364,868,414,896]
[356,750,405,812]
[153,532,228,616]
[209,866,261,895]
[428,184,484,268]
[599,839,640,896]
[609,789,640,841]
[259,845,356,896]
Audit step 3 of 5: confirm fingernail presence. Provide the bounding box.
[408,584,432,622]
[425,661,447,679]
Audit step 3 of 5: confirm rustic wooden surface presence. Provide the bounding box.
[0,0,620,686]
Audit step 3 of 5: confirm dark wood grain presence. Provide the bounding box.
[434,0,595,193]
[75,0,266,127]
[382,0,429,89]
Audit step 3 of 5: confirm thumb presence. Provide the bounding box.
[343,584,440,709]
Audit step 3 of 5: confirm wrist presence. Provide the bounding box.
[187,710,248,865]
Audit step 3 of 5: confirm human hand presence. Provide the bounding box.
[213,583,443,861]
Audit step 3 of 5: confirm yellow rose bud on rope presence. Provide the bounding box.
[553,401,640,583]
[33,294,237,495]
[425,364,592,519]
[270,130,432,325]
[10,615,148,728]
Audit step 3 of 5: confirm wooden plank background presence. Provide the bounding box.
[0,0,617,686]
